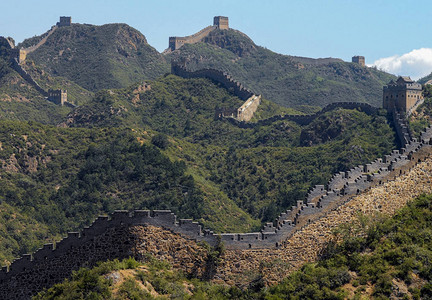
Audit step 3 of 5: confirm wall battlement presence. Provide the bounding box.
[225,101,378,128]
[168,16,229,51]
[2,21,70,107]
[172,63,261,121]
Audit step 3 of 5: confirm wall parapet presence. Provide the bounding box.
[172,63,261,121]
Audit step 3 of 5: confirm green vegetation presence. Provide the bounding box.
[169,28,395,109]
[0,73,397,262]
[0,62,72,124]
[67,77,396,223]
[22,23,169,92]
[0,121,203,262]
[33,194,432,299]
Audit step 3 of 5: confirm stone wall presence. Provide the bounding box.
[169,25,216,50]
[237,95,261,121]
[22,26,57,55]
[227,101,378,128]
[217,152,432,285]
[0,224,207,299]
[172,63,262,121]
[10,59,48,97]
[352,55,365,66]
[3,80,432,295]
[172,63,255,100]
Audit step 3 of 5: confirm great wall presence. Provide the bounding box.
[1,16,432,299]
[1,77,432,297]
[0,17,73,107]
[166,16,229,51]
[171,63,262,121]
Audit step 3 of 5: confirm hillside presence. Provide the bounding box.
[0,58,71,124]
[168,28,395,109]
[60,75,396,224]
[33,194,432,299]
[20,23,170,92]
[0,74,397,264]
[0,37,93,124]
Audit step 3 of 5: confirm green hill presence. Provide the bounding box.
[0,38,93,124]
[20,23,170,92]
[0,74,397,263]
[60,74,396,224]
[0,58,71,124]
[168,28,395,109]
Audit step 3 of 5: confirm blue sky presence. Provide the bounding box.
[2,0,432,79]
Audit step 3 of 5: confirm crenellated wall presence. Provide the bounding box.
[10,58,48,97]
[3,110,432,298]
[168,25,217,51]
[172,63,262,121]
[21,25,57,55]
[225,101,378,128]
[172,63,255,100]
[0,222,208,299]
[2,74,432,297]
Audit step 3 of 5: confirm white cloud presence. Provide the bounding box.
[370,48,432,80]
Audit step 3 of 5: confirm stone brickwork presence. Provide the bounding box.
[1,21,68,107]
[3,102,432,296]
[352,55,365,66]
[217,153,432,285]
[171,63,262,121]
[48,89,67,106]
[383,76,423,114]
[169,25,216,51]
[3,67,432,296]
[226,101,378,128]
[0,224,207,299]
[168,16,229,51]
[57,16,71,27]
[213,16,229,29]
[21,25,57,56]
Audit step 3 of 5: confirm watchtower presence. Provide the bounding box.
[383,76,423,113]
[352,56,365,67]
[213,16,229,30]
[48,89,67,105]
[57,16,72,27]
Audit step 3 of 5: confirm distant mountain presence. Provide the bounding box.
[418,72,432,85]
[167,28,396,109]
[20,23,170,92]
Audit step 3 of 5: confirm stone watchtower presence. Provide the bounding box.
[213,16,229,29]
[383,76,423,114]
[352,56,365,66]
[48,89,67,106]
[57,16,71,27]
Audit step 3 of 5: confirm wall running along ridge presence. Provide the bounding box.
[2,97,432,298]
[0,33,75,107]
[171,63,262,121]
[169,25,217,51]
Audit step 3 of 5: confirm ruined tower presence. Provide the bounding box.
[352,56,365,66]
[213,16,229,29]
